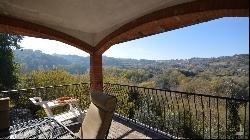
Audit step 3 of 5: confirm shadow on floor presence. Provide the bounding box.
[111,115,170,139]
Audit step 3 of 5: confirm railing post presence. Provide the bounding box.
[90,53,103,93]
[0,97,10,137]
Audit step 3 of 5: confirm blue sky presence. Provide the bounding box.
[21,17,249,60]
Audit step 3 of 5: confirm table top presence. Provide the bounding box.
[29,97,79,109]
[2,117,80,139]
[50,98,79,107]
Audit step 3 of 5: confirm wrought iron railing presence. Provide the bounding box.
[0,83,90,125]
[103,83,249,139]
[1,82,249,139]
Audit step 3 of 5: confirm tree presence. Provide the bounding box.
[0,33,23,90]
[22,69,85,88]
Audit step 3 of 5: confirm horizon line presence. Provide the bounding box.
[16,48,248,61]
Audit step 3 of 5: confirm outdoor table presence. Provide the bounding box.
[29,97,84,123]
[2,117,80,139]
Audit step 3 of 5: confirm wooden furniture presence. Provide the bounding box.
[29,97,84,123]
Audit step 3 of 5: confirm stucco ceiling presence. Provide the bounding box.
[0,0,195,47]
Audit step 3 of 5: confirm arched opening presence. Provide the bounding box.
[103,17,249,92]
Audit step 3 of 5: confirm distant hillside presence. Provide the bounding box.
[15,49,89,73]
[14,49,249,76]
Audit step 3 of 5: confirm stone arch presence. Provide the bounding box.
[0,15,95,54]
[95,0,249,54]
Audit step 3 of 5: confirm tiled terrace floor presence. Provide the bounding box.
[73,114,170,139]
[107,115,169,139]
[9,108,170,139]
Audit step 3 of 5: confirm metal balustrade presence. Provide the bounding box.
[1,82,249,139]
[103,83,249,139]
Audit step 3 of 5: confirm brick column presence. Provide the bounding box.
[90,53,103,93]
